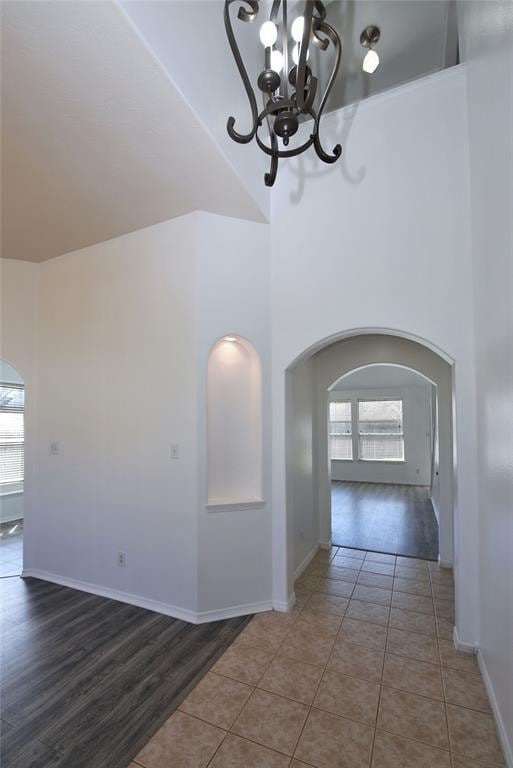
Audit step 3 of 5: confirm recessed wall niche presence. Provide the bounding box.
[207,336,263,507]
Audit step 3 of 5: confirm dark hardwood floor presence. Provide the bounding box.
[331,481,439,560]
[0,576,250,768]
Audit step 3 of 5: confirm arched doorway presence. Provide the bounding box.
[282,330,455,603]
[0,360,25,578]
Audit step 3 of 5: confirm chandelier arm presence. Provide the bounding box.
[311,0,329,50]
[296,0,315,113]
[310,18,342,163]
[262,93,279,186]
[224,0,259,144]
[313,20,341,120]
[265,132,279,186]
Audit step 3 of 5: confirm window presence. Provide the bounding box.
[0,383,24,495]
[358,399,404,461]
[329,401,352,460]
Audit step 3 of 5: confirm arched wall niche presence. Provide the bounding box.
[207,335,263,508]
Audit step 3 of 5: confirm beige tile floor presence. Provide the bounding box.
[130,547,505,768]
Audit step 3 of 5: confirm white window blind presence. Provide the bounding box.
[358,399,404,461]
[0,384,24,494]
[329,401,352,460]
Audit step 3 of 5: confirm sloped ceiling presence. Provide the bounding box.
[1,1,268,262]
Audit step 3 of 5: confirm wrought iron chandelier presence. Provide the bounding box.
[224,0,342,186]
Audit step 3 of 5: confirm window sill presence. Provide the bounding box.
[206,498,266,512]
[331,458,353,462]
[358,459,405,464]
[0,489,24,498]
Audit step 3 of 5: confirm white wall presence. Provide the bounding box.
[21,216,200,616]
[458,1,513,760]
[271,67,480,644]
[330,367,433,486]
[195,212,272,616]
[287,356,318,574]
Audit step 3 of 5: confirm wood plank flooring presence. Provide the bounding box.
[0,577,250,768]
[331,481,439,560]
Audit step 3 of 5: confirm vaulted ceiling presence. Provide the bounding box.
[1,0,458,262]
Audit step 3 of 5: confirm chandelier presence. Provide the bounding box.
[224,1,342,186]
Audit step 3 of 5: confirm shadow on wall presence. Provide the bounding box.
[285,0,369,206]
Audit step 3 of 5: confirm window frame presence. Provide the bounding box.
[329,399,353,461]
[357,396,405,463]
[0,381,25,496]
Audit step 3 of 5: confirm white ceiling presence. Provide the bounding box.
[1,1,267,262]
[1,0,458,262]
[332,364,432,390]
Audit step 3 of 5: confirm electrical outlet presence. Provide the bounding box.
[170,444,180,459]
[117,551,127,567]
[50,441,60,455]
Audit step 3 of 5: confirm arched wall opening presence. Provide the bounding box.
[284,331,455,595]
[207,335,263,507]
[0,359,25,576]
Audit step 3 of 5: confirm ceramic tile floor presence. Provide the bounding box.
[130,547,505,768]
[0,519,23,578]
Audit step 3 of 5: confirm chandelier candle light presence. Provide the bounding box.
[224,0,342,186]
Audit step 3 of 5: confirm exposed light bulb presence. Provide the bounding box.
[223,336,237,342]
[363,48,379,74]
[291,16,304,43]
[271,49,284,73]
[259,20,278,47]
[292,43,310,65]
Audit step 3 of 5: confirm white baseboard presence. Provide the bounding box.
[22,569,273,624]
[453,625,477,653]
[438,555,453,569]
[294,543,320,581]
[273,592,296,613]
[478,650,513,768]
[319,539,332,550]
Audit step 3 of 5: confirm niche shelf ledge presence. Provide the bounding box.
[206,498,266,512]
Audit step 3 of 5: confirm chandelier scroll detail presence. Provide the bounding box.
[224,0,342,186]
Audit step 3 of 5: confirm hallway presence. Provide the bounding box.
[331,482,439,561]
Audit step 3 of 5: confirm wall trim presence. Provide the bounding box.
[319,539,332,550]
[478,650,513,768]
[196,600,273,623]
[439,556,453,568]
[453,625,477,653]
[273,592,296,613]
[22,569,272,624]
[294,543,320,581]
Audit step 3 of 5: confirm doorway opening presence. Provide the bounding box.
[329,364,439,560]
[0,361,24,578]
[285,330,455,587]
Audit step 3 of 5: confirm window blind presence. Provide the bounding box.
[358,399,404,461]
[0,384,24,492]
[329,401,352,460]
